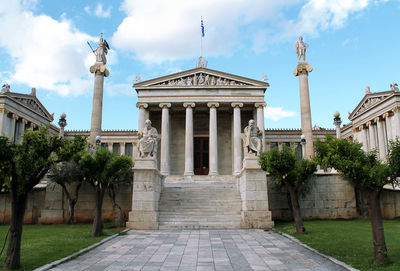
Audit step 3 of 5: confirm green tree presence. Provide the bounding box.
[259,145,317,234]
[80,148,133,237]
[314,136,400,264]
[47,136,87,224]
[0,127,80,270]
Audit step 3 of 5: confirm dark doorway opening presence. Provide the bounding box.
[194,137,209,175]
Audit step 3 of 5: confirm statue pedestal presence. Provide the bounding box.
[238,156,274,229]
[126,157,162,230]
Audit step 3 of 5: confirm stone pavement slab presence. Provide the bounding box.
[48,230,349,271]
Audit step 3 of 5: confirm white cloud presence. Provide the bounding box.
[264,107,297,121]
[84,4,112,18]
[0,1,104,96]
[111,0,378,64]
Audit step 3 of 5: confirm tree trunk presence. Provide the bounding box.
[355,187,369,218]
[91,187,105,237]
[286,184,305,234]
[5,193,27,270]
[67,199,77,224]
[367,189,387,264]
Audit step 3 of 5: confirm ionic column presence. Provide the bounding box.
[136,103,148,132]
[232,103,243,175]
[17,119,27,143]
[360,126,368,151]
[183,103,195,176]
[367,121,376,150]
[159,103,171,175]
[392,107,400,139]
[255,102,266,151]
[294,62,314,157]
[108,142,113,152]
[10,113,18,141]
[208,102,219,176]
[120,142,126,156]
[375,117,386,159]
[0,108,8,136]
[383,113,392,142]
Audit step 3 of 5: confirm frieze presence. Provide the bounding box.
[149,72,250,87]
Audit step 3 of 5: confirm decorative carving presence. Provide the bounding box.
[293,63,313,76]
[255,102,266,108]
[1,84,10,94]
[243,119,263,156]
[159,103,171,109]
[353,95,390,118]
[136,103,148,109]
[231,102,243,108]
[390,82,399,92]
[138,120,158,158]
[365,86,371,94]
[207,102,219,108]
[150,73,249,87]
[183,103,195,108]
[13,97,48,118]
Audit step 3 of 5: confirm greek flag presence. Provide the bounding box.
[201,17,205,37]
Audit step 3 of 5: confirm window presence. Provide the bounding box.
[270,142,278,149]
[113,143,120,155]
[125,143,133,157]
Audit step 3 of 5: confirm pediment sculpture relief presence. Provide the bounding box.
[354,95,388,117]
[151,73,249,87]
[14,97,47,118]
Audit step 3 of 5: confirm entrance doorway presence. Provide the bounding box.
[194,137,209,175]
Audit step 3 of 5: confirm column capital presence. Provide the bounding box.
[231,102,243,108]
[183,102,195,108]
[358,125,365,131]
[382,112,392,119]
[159,103,171,109]
[11,113,19,120]
[374,116,383,123]
[31,123,37,128]
[207,102,219,108]
[293,63,313,76]
[21,119,28,124]
[392,106,400,113]
[120,142,126,146]
[136,102,148,109]
[255,102,266,108]
[366,120,375,126]
[107,142,113,146]
[0,108,9,114]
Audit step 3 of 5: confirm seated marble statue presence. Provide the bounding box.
[243,119,263,156]
[138,120,158,158]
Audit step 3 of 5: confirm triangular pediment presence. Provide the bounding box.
[349,91,393,120]
[134,67,269,89]
[9,93,53,121]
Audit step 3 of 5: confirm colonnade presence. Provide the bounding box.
[354,107,400,159]
[0,108,34,142]
[137,102,266,176]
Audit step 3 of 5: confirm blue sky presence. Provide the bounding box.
[0,0,399,131]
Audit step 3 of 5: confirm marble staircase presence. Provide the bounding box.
[158,175,243,229]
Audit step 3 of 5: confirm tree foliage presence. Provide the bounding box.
[0,127,82,270]
[259,145,316,234]
[79,148,133,236]
[314,136,400,264]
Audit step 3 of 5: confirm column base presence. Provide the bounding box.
[184,171,194,176]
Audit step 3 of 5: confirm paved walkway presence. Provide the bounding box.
[50,230,347,271]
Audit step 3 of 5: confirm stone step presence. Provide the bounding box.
[158,221,242,230]
[159,216,242,222]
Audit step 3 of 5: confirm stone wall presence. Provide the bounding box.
[268,173,358,220]
[381,189,400,219]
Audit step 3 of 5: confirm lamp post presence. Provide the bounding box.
[300,134,306,158]
[95,135,101,147]
[58,113,67,138]
[333,111,342,138]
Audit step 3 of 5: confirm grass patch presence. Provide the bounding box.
[274,219,400,271]
[0,223,121,271]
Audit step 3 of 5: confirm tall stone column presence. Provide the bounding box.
[137,103,148,132]
[383,113,393,142]
[89,34,110,145]
[208,102,219,176]
[0,108,9,136]
[183,103,195,176]
[159,103,171,175]
[10,113,18,141]
[18,119,27,143]
[232,103,243,175]
[392,107,400,139]
[120,142,126,156]
[294,62,314,157]
[359,126,368,152]
[367,121,376,151]
[255,102,266,151]
[376,117,386,159]
[108,142,113,152]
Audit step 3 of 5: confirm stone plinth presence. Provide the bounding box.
[126,157,162,230]
[238,156,274,229]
